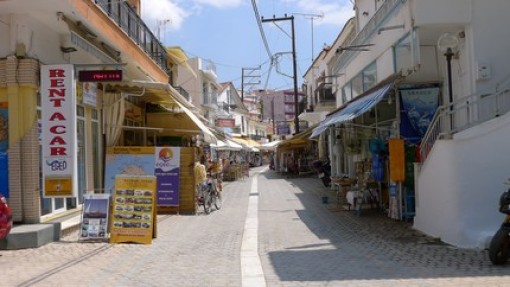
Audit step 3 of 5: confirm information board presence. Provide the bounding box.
[110,175,157,244]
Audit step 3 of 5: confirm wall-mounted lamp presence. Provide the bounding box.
[60,46,78,53]
[377,24,405,34]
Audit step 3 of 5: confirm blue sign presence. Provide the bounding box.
[0,104,8,198]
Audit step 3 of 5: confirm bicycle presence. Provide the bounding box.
[196,174,222,215]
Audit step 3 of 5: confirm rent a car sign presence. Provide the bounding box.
[40,65,77,198]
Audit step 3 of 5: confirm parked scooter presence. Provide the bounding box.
[312,159,331,187]
[0,193,12,239]
[489,183,510,265]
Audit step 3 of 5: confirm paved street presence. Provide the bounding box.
[2,166,510,286]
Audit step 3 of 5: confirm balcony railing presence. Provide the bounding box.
[95,0,168,73]
[314,83,336,104]
[420,76,510,162]
[334,0,404,72]
[174,86,190,102]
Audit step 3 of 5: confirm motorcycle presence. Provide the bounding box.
[0,193,12,239]
[489,186,510,265]
[312,159,331,187]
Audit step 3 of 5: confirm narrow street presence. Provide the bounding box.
[1,166,510,287]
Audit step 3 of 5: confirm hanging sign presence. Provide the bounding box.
[388,139,405,182]
[110,175,157,244]
[40,64,77,198]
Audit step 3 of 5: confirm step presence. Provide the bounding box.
[0,211,83,250]
[0,223,61,250]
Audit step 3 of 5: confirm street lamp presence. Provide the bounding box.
[437,32,459,132]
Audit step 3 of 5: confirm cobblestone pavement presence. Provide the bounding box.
[1,167,510,286]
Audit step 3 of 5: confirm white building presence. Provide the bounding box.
[310,0,510,248]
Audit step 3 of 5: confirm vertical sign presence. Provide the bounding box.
[0,102,8,198]
[110,175,156,244]
[155,147,180,206]
[40,65,77,197]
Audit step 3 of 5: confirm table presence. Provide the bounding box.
[330,177,356,209]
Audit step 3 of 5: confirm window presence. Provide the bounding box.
[363,62,377,91]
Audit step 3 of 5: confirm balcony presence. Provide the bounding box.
[314,83,336,110]
[94,0,168,73]
[174,86,190,102]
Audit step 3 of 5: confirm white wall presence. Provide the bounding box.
[415,111,510,248]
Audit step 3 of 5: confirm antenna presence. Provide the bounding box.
[292,12,324,61]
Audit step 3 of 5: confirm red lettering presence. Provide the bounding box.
[49,125,66,134]
[48,89,65,98]
[49,136,66,145]
[49,69,65,78]
[50,78,65,88]
[49,113,66,121]
[50,147,67,156]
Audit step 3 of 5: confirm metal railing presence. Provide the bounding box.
[421,77,510,161]
[94,0,168,72]
[334,0,404,72]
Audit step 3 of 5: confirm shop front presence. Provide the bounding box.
[311,75,440,220]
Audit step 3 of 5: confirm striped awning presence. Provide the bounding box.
[310,81,395,138]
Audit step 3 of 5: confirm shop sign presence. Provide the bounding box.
[154,147,180,206]
[80,194,110,241]
[82,82,98,107]
[40,65,77,198]
[277,123,290,135]
[110,175,157,244]
[124,100,142,121]
[216,118,235,128]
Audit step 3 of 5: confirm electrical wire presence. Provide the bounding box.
[251,0,272,60]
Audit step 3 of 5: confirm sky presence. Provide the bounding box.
[140,0,355,91]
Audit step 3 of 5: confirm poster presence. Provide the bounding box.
[110,175,156,244]
[0,102,8,198]
[80,194,110,241]
[155,147,180,206]
[104,147,155,194]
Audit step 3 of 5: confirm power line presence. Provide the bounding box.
[251,0,272,60]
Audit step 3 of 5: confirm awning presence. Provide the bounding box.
[173,101,217,144]
[259,140,281,151]
[166,46,197,78]
[279,124,317,149]
[310,81,395,138]
[211,139,242,151]
[104,81,217,143]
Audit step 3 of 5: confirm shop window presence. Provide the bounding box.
[351,74,363,99]
[363,62,377,91]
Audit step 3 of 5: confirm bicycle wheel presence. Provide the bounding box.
[203,191,212,214]
[214,191,222,210]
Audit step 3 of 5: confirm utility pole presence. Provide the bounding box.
[241,67,261,101]
[293,13,323,61]
[261,14,300,133]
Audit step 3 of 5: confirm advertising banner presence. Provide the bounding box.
[80,194,110,241]
[104,147,155,194]
[40,64,77,198]
[0,102,8,198]
[399,86,439,142]
[82,82,98,107]
[110,175,157,244]
[155,147,180,206]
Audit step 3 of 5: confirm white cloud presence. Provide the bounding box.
[141,0,189,31]
[193,0,244,9]
[291,0,354,26]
